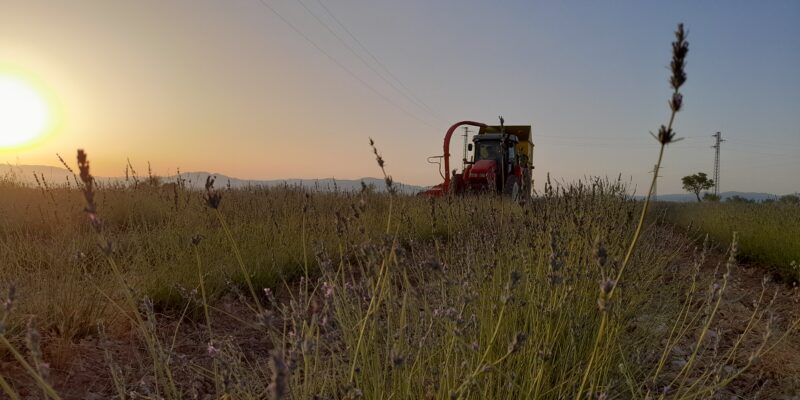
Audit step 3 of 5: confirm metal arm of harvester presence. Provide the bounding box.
[442,121,487,192]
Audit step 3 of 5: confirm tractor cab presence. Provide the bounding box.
[470,133,519,173]
[463,132,523,195]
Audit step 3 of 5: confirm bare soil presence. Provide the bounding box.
[2,250,799,399]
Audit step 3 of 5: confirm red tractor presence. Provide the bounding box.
[423,119,534,199]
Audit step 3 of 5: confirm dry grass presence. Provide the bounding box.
[0,175,797,398]
[1,23,797,399]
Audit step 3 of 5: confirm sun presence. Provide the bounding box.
[0,74,51,149]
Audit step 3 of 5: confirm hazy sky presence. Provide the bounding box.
[1,0,798,194]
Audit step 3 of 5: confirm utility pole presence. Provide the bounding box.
[462,127,471,169]
[650,164,663,200]
[712,131,724,195]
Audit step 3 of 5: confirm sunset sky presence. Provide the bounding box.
[1,0,798,194]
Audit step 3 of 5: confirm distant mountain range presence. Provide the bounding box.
[0,164,425,194]
[651,192,790,202]
[2,164,794,200]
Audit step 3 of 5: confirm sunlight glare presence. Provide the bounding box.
[0,75,50,149]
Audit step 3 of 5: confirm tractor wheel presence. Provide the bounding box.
[504,176,521,201]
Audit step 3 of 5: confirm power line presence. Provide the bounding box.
[541,142,657,149]
[313,0,441,120]
[728,139,800,150]
[295,0,441,124]
[724,147,799,159]
[743,160,800,170]
[253,0,437,129]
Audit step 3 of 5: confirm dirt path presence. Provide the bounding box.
[710,260,800,398]
[2,250,799,399]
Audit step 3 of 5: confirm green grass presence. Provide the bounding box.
[0,180,449,328]
[0,177,785,399]
[659,202,800,280]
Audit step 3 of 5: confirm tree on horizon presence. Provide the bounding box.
[682,172,715,202]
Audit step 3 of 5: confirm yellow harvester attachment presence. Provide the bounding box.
[478,125,534,169]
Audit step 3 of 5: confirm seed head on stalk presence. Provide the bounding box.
[77,150,113,255]
[652,23,689,146]
[369,138,395,194]
[77,149,102,233]
[204,176,222,209]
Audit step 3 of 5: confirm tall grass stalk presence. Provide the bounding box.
[576,23,688,399]
[214,208,264,313]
